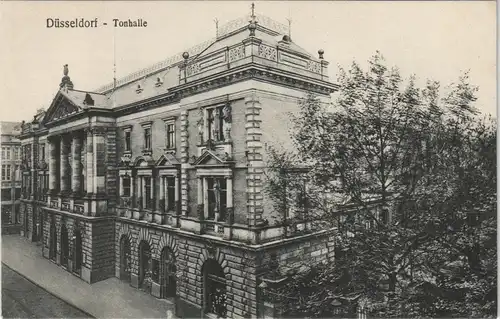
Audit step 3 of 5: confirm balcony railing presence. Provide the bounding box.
[61,200,71,212]
[50,200,59,208]
[136,197,143,210]
[120,197,133,208]
[73,204,84,214]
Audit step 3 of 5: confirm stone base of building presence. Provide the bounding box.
[2,224,21,235]
[176,298,202,319]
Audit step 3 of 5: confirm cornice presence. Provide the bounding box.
[32,64,338,132]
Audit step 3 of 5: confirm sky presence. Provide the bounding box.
[0,1,496,122]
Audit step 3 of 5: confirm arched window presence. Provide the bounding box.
[203,259,227,318]
[120,235,131,282]
[60,224,69,268]
[160,247,176,298]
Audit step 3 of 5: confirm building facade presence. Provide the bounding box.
[1,121,22,234]
[19,13,338,318]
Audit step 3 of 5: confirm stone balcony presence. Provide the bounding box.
[46,192,107,217]
[116,195,314,244]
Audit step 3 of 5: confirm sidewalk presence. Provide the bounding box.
[1,234,176,318]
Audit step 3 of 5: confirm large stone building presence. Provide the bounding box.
[19,12,338,318]
[1,121,22,234]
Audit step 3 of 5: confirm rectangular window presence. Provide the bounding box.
[207,177,227,220]
[207,107,225,142]
[1,165,5,181]
[144,128,152,150]
[144,177,152,209]
[5,147,11,160]
[166,123,175,149]
[1,189,11,201]
[125,131,131,152]
[39,144,45,161]
[380,209,389,225]
[167,177,175,210]
[1,147,5,160]
[6,165,11,181]
[123,177,131,197]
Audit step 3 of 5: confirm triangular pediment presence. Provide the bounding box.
[43,90,83,124]
[155,153,181,167]
[193,150,228,166]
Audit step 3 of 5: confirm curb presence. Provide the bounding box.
[2,262,96,319]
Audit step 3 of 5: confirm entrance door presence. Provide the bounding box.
[60,224,68,268]
[161,247,176,298]
[32,209,38,241]
[139,241,151,289]
[120,236,131,282]
[49,218,57,261]
[73,229,82,275]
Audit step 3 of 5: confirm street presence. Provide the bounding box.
[2,264,92,318]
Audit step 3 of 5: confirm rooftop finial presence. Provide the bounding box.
[214,18,219,38]
[251,3,256,21]
[286,18,292,40]
[60,63,73,91]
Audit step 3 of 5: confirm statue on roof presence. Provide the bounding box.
[63,64,69,76]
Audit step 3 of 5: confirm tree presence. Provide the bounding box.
[265,52,496,318]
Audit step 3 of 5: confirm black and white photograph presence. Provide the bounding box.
[0,1,496,318]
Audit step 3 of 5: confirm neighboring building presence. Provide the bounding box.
[1,121,22,234]
[19,12,338,318]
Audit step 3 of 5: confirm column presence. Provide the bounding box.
[130,176,134,203]
[92,128,106,194]
[85,129,93,195]
[71,132,82,194]
[142,177,146,209]
[159,176,164,212]
[226,176,233,224]
[197,177,203,219]
[60,135,70,194]
[119,175,124,196]
[150,177,154,210]
[203,178,208,219]
[48,138,58,193]
[174,175,179,214]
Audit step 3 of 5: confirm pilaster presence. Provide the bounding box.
[180,110,189,163]
[245,94,264,227]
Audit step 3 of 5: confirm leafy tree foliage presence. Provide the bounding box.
[265,52,496,318]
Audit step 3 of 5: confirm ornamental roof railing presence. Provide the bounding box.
[95,13,289,94]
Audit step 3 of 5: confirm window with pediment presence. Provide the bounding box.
[199,104,232,145]
[207,177,227,221]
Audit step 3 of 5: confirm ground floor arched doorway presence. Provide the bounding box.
[138,240,152,291]
[120,235,131,282]
[73,229,82,276]
[203,259,227,318]
[49,217,57,261]
[161,247,176,298]
[60,224,69,268]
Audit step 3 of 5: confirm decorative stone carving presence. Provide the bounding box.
[222,104,232,123]
[229,46,245,62]
[307,61,321,74]
[52,102,79,120]
[258,45,277,61]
